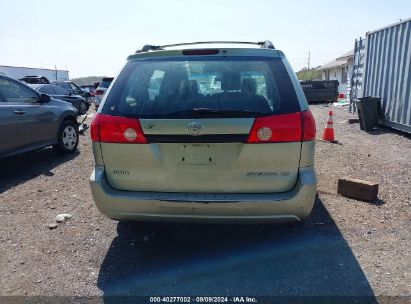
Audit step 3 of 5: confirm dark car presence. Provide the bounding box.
[53,81,91,101]
[19,75,50,84]
[0,76,79,158]
[29,83,90,115]
[80,85,96,96]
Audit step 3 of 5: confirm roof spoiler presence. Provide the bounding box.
[135,40,275,53]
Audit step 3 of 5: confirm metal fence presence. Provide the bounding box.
[350,18,411,133]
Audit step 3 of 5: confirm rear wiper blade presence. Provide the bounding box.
[159,109,193,116]
[192,108,267,116]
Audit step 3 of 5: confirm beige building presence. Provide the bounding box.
[318,50,354,97]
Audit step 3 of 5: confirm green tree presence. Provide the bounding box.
[296,67,321,81]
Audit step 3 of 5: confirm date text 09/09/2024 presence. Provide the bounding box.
[149,296,258,303]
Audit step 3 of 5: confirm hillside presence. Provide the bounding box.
[71,76,106,86]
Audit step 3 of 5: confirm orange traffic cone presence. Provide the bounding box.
[322,110,337,142]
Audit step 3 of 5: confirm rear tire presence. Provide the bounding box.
[53,120,79,154]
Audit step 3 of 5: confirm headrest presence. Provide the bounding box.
[241,78,257,95]
[221,72,241,91]
[188,80,198,94]
[178,79,199,95]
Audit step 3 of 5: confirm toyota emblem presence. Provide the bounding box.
[187,122,203,136]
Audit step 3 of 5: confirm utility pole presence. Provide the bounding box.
[307,51,311,70]
[304,51,311,80]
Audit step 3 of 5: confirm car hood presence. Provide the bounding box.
[52,94,85,100]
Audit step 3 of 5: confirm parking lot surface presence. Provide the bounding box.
[0,105,410,299]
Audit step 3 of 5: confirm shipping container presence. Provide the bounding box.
[351,18,411,133]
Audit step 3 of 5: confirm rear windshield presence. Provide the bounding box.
[102,57,300,118]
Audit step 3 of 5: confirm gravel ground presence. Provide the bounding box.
[0,105,410,301]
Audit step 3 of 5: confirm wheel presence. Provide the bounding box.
[53,120,79,154]
[79,100,89,115]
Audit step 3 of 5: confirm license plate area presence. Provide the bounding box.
[180,144,213,165]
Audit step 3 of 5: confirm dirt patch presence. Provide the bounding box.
[312,104,410,296]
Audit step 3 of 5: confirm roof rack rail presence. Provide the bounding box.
[135,40,275,53]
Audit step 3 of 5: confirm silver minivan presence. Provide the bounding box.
[90,41,317,223]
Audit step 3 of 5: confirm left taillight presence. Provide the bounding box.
[247,112,302,143]
[90,114,147,144]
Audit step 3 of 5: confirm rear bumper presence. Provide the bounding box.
[90,166,316,223]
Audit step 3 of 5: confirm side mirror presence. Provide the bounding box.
[39,93,51,103]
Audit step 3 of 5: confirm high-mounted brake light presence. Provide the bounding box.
[182,49,219,55]
[90,114,147,144]
[246,111,316,143]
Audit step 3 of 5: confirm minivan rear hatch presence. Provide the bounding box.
[93,52,310,193]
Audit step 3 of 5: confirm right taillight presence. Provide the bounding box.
[246,111,316,143]
[301,110,316,141]
[95,89,104,95]
[90,114,147,144]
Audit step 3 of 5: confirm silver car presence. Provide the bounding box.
[94,77,114,108]
[0,76,79,158]
[90,41,317,223]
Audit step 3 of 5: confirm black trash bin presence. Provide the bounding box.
[355,97,381,131]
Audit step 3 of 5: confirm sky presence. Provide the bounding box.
[0,0,410,78]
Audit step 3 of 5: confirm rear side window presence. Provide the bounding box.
[102,57,300,118]
[99,79,113,89]
[53,85,69,95]
[56,82,71,90]
[0,78,38,103]
[38,85,56,95]
[69,83,79,90]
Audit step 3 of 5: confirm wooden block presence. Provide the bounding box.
[337,178,379,201]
